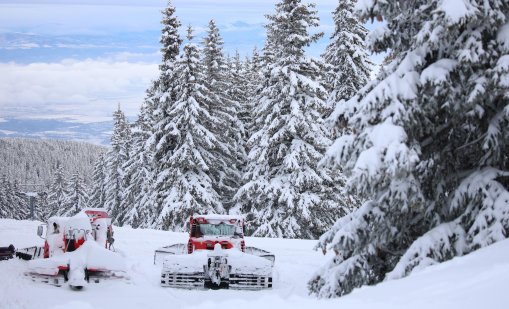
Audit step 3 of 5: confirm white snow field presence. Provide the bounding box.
[0,219,508,309]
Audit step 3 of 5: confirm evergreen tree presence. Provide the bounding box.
[322,0,372,136]
[260,22,278,70]
[245,46,262,102]
[202,20,240,211]
[156,27,225,230]
[241,47,263,149]
[13,182,30,220]
[0,175,6,218]
[46,165,68,219]
[121,102,154,228]
[0,138,103,192]
[160,0,183,75]
[145,1,183,225]
[234,0,355,239]
[0,175,18,219]
[59,171,88,216]
[227,50,250,179]
[35,192,49,221]
[104,106,131,224]
[88,153,106,209]
[248,28,277,139]
[310,0,509,298]
[243,47,262,132]
[151,0,183,149]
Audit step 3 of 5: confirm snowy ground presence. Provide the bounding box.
[0,219,508,309]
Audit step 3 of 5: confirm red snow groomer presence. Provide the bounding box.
[25,208,126,290]
[40,208,114,258]
[154,215,274,290]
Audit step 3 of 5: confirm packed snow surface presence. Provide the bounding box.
[1,219,508,309]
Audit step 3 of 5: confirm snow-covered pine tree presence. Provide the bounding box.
[322,0,371,137]
[0,179,30,220]
[247,26,277,139]
[238,47,262,151]
[35,192,48,221]
[245,46,262,99]
[149,0,182,123]
[260,23,277,70]
[0,175,6,218]
[88,153,106,209]
[45,165,68,219]
[156,27,225,230]
[59,171,88,216]
[145,1,183,226]
[159,0,182,77]
[234,0,355,239]
[310,0,509,298]
[227,50,250,179]
[14,184,30,220]
[202,20,240,211]
[235,40,276,190]
[246,46,261,80]
[104,106,131,225]
[0,138,103,191]
[0,175,17,219]
[121,101,154,228]
[245,47,262,99]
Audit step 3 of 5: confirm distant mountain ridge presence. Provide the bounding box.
[0,138,106,190]
[0,118,113,146]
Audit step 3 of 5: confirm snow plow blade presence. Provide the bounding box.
[227,248,273,289]
[154,243,187,265]
[27,268,126,287]
[27,270,68,287]
[27,241,127,289]
[15,246,44,261]
[245,246,275,266]
[160,249,206,288]
[159,245,273,290]
[0,245,45,261]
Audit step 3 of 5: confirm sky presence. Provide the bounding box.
[0,0,383,144]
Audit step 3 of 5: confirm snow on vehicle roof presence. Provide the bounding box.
[47,216,70,224]
[193,214,244,221]
[82,208,109,213]
[64,212,93,231]
[81,208,110,220]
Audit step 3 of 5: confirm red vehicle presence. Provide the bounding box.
[155,214,275,290]
[40,208,114,258]
[26,208,125,290]
[187,215,246,253]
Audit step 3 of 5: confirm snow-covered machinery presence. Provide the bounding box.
[26,208,127,290]
[0,244,15,260]
[154,215,274,290]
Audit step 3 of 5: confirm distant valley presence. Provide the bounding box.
[0,118,113,145]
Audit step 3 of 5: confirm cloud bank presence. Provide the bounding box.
[0,0,383,137]
[0,60,158,122]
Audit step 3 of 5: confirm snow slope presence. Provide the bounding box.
[0,219,508,309]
